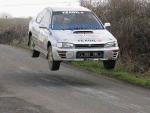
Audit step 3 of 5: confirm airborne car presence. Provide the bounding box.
[28,6,119,71]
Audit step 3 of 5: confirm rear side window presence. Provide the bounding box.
[40,11,51,27]
[36,13,43,23]
[36,10,46,23]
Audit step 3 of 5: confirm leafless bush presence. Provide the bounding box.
[0,18,29,45]
[83,0,150,73]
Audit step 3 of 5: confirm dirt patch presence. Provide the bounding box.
[0,85,6,95]
[0,97,52,113]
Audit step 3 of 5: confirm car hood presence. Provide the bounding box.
[52,30,117,44]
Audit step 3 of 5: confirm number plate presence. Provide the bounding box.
[76,51,104,59]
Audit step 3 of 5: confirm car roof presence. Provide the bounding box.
[46,6,91,12]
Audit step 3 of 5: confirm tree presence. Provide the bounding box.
[0,13,12,19]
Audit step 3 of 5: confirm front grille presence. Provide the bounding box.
[75,44,104,49]
[76,51,104,59]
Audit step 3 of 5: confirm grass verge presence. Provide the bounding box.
[70,61,150,88]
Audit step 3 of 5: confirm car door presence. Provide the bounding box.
[32,9,46,51]
[38,9,51,54]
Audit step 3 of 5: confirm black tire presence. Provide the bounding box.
[28,35,32,47]
[28,35,40,58]
[32,50,40,58]
[103,60,116,70]
[47,46,61,71]
[28,35,35,50]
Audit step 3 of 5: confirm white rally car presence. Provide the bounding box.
[28,6,119,71]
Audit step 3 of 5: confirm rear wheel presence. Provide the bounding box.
[28,35,33,49]
[103,60,116,70]
[28,35,40,58]
[47,46,61,71]
[32,50,40,58]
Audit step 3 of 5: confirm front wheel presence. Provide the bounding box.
[47,46,61,71]
[103,60,116,70]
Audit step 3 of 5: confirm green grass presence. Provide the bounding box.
[70,61,150,88]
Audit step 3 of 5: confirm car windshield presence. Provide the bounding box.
[51,11,104,30]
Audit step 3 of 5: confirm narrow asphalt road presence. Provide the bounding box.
[0,44,150,113]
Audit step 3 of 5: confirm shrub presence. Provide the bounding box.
[84,0,150,73]
[0,18,29,45]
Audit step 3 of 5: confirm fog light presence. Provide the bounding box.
[66,52,74,58]
[58,51,67,58]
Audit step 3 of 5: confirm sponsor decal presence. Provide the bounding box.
[62,11,84,14]
[78,39,96,42]
[96,39,102,42]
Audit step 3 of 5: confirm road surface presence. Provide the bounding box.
[0,44,150,113]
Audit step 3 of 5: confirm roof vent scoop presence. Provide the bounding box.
[73,31,93,34]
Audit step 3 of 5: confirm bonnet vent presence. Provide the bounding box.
[73,31,93,34]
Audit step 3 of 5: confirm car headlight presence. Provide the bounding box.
[105,41,118,48]
[57,42,74,48]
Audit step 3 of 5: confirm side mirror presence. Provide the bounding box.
[104,23,111,28]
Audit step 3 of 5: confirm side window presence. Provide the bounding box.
[40,10,51,28]
[36,10,46,24]
[36,13,43,23]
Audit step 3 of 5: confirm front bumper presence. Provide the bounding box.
[52,47,119,61]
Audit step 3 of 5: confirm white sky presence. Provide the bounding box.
[0,0,81,17]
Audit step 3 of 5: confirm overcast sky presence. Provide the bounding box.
[0,0,81,17]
